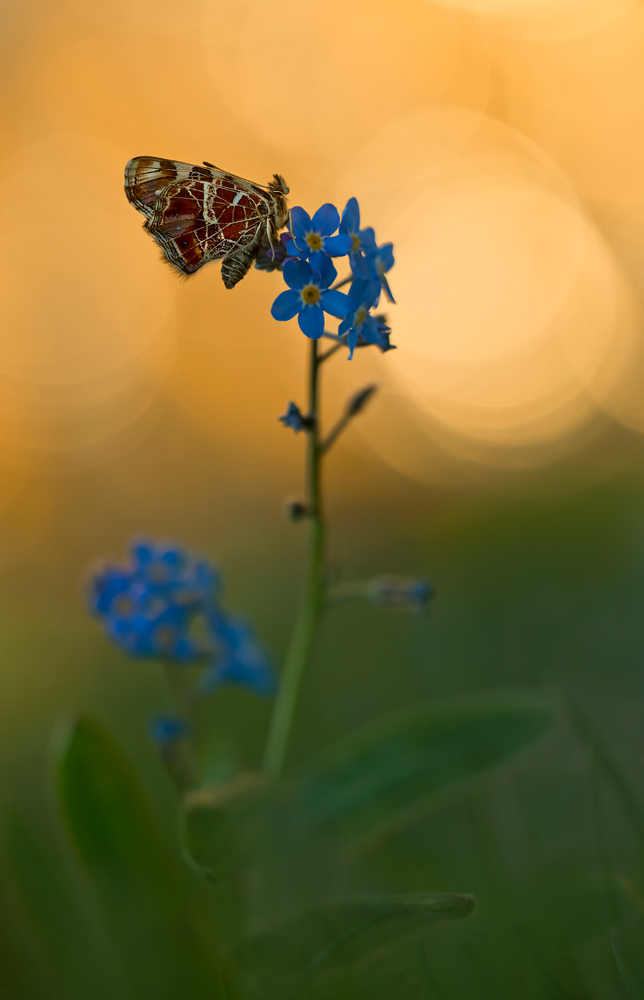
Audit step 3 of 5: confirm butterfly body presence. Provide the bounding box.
[124,157,289,287]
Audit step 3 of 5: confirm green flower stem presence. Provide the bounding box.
[320,410,352,454]
[263,339,326,781]
[325,579,372,606]
[162,663,198,792]
[319,341,343,362]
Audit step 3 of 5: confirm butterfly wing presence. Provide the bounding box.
[124,157,199,218]
[125,157,272,277]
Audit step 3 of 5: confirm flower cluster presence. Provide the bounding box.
[88,539,274,697]
[265,197,396,359]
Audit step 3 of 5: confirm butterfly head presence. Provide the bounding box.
[268,174,289,229]
[270,174,289,196]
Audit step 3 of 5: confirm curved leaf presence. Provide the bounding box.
[237,893,475,999]
[52,715,236,999]
[52,715,164,889]
[181,770,266,879]
[292,696,555,841]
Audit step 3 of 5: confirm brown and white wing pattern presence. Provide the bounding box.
[124,157,285,287]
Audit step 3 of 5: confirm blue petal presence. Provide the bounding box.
[159,546,183,569]
[131,540,153,566]
[298,305,325,339]
[338,313,353,336]
[283,259,312,290]
[348,278,369,309]
[279,401,305,433]
[271,289,301,321]
[290,206,312,239]
[349,251,369,280]
[381,273,395,304]
[320,288,350,319]
[347,327,358,360]
[313,252,337,288]
[311,203,340,236]
[365,279,382,309]
[359,227,378,256]
[377,242,395,272]
[340,197,360,235]
[361,315,381,345]
[366,277,381,308]
[286,238,308,260]
[322,234,352,257]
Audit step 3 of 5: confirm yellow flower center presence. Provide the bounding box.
[355,306,367,326]
[306,232,323,251]
[113,595,134,616]
[148,563,170,584]
[302,285,321,305]
[351,234,360,251]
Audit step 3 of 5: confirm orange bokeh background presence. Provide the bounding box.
[1,0,644,537]
[3,0,644,494]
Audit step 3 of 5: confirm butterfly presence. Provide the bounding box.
[124,157,289,288]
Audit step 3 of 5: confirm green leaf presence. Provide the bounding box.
[51,715,227,999]
[612,921,644,999]
[181,770,267,880]
[1,807,114,999]
[292,696,555,841]
[237,893,475,1000]
[53,714,165,892]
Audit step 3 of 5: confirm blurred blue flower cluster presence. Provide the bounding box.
[88,539,274,697]
[148,713,189,746]
[266,198,396,358]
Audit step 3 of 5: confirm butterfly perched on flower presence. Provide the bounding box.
[124,157,289,288]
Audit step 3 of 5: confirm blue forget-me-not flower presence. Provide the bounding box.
[339,197,378,280]
[367,241,395,306]
[88,539,274,698]
[200,613,275,698]
[266,195,396,359]
[279,401,309,433]
[369,575,434,614]
[271,257,349,339]
[89,540,216,662]
[339,280,396,359]
[149,714,189,746]
[286,204,353,272]
[255,232,298,273]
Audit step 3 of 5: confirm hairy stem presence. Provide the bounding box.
[263,340,325,781]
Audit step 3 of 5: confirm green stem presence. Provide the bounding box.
[161,663,199,792]
[263,340,325,781]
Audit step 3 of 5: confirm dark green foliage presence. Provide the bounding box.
[612,921,644,998]
[52,715,233,1000]
[0,807,112,999]
[54,715,166,886]
[4,473,644,998]
[292,696,554,841]
[237,893,475,998]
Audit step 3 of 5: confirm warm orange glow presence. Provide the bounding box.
[1,0,644,487]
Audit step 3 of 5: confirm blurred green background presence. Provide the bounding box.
[2,406,644,997]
